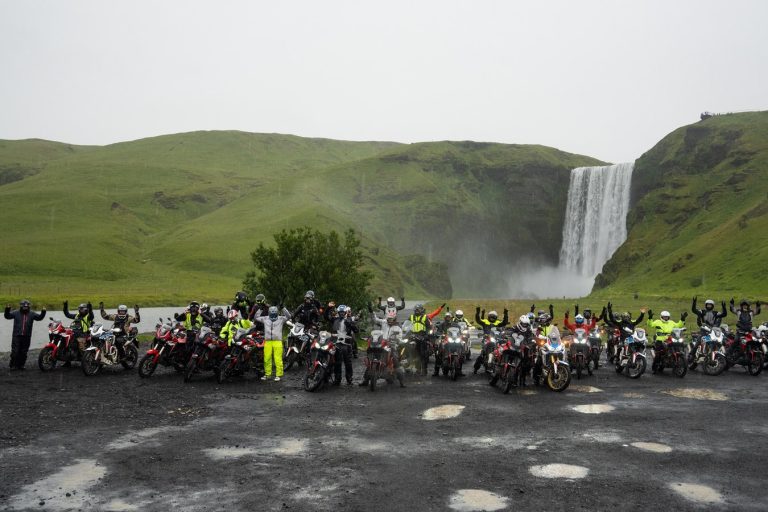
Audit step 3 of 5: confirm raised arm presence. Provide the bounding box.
[63,301,75,319]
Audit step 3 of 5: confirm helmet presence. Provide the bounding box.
[337,305,348,314]
[455,309,464,319]
[704,299,715,309]
[306,290,315,299]
[414,304,425,315]
[255,293,266,304]
[488,310,498,321]
[19,299,31,310]
[214,307,224,316]
[518,315,531,331]
[620,312,631,322]
[117,305,128,316]
[527,312,535,321]
[227,310,239,320]
[660,310,671,320]
[537,309,546,316]
[235,291,247,301]
[189,301,200,312]
[387,297,396,305]
[77,303,88,313]
[268,306,278,319]
[444,312,452,319]
[575,314,585,325]
[537,314,550,325]
[740,299,750,308]
[582,308,592,318]
[201,303,209,312]
[548,331,561,344]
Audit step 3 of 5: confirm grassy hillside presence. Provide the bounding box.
[0,132,601,306]
[595,111,768,299]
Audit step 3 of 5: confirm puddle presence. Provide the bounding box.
[105,499,139,511]
[623,392,646,399]
[204,446,259,460]
[582,431,622,443]
[570,385,603,393]
[449,489,508,511]
[570,404,615,414]
[529,463,589,479]
[7,459,106,510]
[669,483,724,504]
[422,404,466,420]
[631,442,672,453]
[107,426,176,451]
[518,389,538,396]
[293,483,340,501]
[274,438,307,455]
[661,388,727,401]
[204,438,307,460]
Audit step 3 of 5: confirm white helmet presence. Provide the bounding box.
[455,309,464,318]
[518,315,530,325]
[660,310,671,319]
[488,310,498,319]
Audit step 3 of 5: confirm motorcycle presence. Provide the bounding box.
[398,321,419,372]
[652,328,688,377]
[437,327,466,381]
[184,325,227,382]
[138,318,189,378]
[284,321,314,371]
[364,330,405,390]
[488,333,523,393]
[724,327,765,376]
[533,331,571,391]
[689,324,728,376]
[38,318,83,371]
[81,323,138,376]
[304,331,337,392]
[217,327,265,383]
[566,328,591,379]
[615,327,647,379]
[473,327,499,375]
[588,326,602,369]
[606,325,621,364]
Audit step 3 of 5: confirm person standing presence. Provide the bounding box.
[4,299,46,370]
[252,305,292,381]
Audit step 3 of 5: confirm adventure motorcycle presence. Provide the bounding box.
[363,329,405,390]
[304,331,337,392]
[184,325,227,382]
[533,332,571,391]
[138,318,188,378]
[284,321,314,371]
[38,318,84,371]
[652,327,688,377]
[615,327,647,379]
[217,327,265,383]
[566,328,591,379]
[439,326,466,381]
[724,327,764,376]
[488,333,523,394]
[588,326,602,369]
[689,324,728,376]
[81,323,138,376]
[474,327,500,375]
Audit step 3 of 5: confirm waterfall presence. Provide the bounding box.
[559,162,634,280]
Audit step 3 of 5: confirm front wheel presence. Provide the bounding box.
[81,351,100,376]
[218,358,235,384]
[38,347,57,372]
[183,356,198,383]
[673,355,688,378]
[370,367,377,392]
[502,366,515,394]
[138,354,158,378]
[704,353,726,376]
[121,345,138,370]
[304,366,324,392]
[284,351,297,371]
[627,356,646,379]
[576,358,583,380]
[748,352,764,376]
[546,365,571,392]
[451,359,459,381]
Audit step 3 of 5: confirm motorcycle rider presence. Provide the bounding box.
[689,297,727,357]
[647,309,687,373]
[563,312,596,333]
[63,300,94,365]
[175,301,205,348]
[453,309,473,328]
[247,294,270,322]
[208,307,229,333]
[408,304,433,375]
[331,305,359,385]
[377,296,405,314]
[509,315,535,385]
[473,307,509,374]
[4,299,46,370]
[532,326,563,385]
[252,305,292,381]
[729,298,761,343]
[573,304,607,323]
[232,291,253,319]
[219,310,252,345]
[293,291,322,329]
[605,303,645,362]
[100,302,140,353]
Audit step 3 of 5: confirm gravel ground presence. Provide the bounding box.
[0,347,767,512]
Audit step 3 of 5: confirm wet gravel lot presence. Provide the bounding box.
[1,350,767,511]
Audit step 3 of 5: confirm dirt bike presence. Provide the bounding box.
[284,321,314,371]
[304,331,337,392]
[439,327,466,381]
[184,325,227,382]
[364,330,404,390]
[217,327,265,383]
[489,333,523,394]
[38,318,84,371]
[533,332,571,391]
[652,328,688,377]
[566,328,590,379]
[473,326,499,375]
[724,327,764,376]
[81,323,138,376]
[138,318,189,378]
[615,327,647,379]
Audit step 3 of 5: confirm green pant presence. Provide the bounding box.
[264,340,284,377]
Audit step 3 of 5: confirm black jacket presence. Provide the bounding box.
[605,309,645,341]
[293,303,321,328]
[4,307,46,337]
[691,299,727,327]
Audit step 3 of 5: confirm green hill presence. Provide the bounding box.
[0,132,601,306]
[595,111,768,298]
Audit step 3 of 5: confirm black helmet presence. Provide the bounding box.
[414,304,425,315]
[620,312,631,322]
[255,293,266,304]
[78,303,88,314]
[235,291,247,301]
[214,307,224,315]
[306,290,315,299]
[189,301,200,312]
[582,308,592,318]
[740,299,750,309]
[19,299,31,310]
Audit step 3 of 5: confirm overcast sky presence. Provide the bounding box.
[1,0,765,163]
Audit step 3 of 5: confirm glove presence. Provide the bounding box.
[721,301,727,310]
[503,308,508,315]
[279,303,284,310]
[99,301,104,309]
[41,308,47,315]
[441,303,446,308]
[63,300,68,309]
[730,298,735,306]
[681,312,688,321]
[134,304,139,311]
[87,301,92,308]
[607,302,612,310]
[400,297,405,303]
[475,306,480,313]
[565,309,570,318]
[648,309,654,319]
[378,297,382,303]
[757,301,761,309]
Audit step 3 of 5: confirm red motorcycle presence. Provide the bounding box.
[363,330,404,390]
[725,328,764,376]
[488,333,523,394]
[38,318,83,371]
[184,326,228,382]
[217,327,265,383]
[138,318,189,378]
[304,331,337,391]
